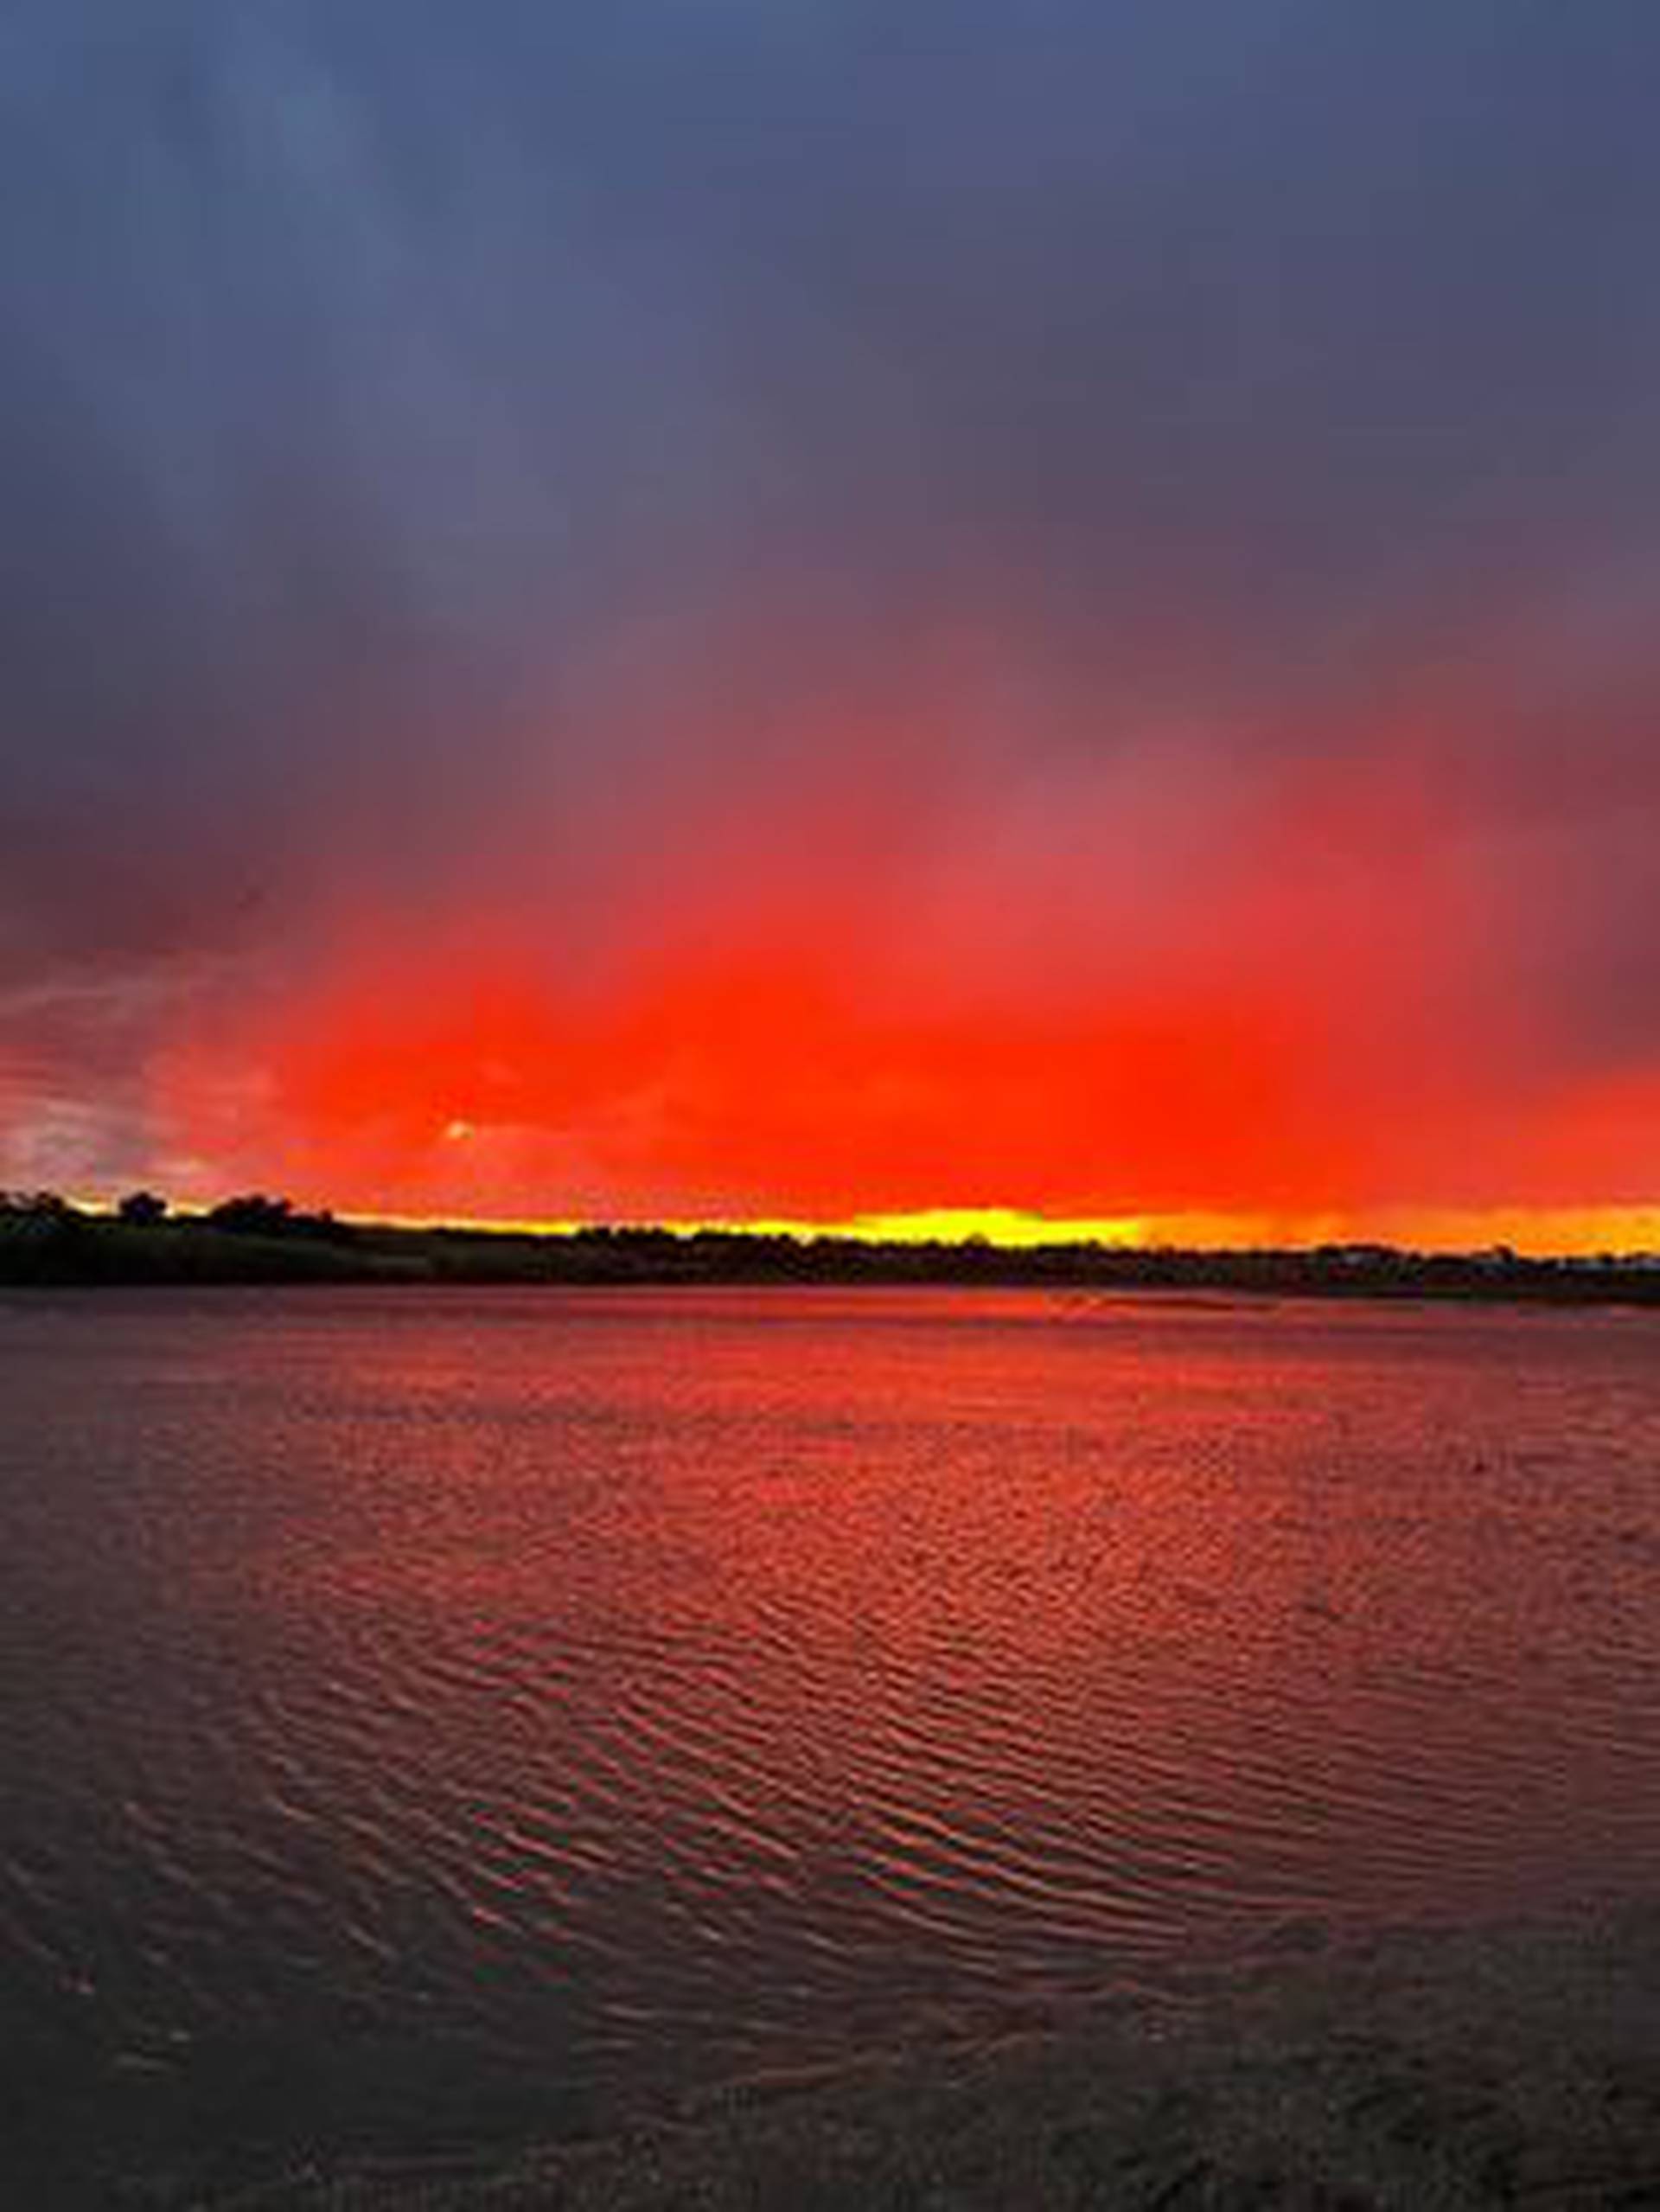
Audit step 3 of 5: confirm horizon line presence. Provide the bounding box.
[59,1193,1660,1263]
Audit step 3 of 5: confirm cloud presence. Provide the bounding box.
[3,3,1658,1221]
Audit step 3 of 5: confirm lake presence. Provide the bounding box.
[2,1287,1656,2204]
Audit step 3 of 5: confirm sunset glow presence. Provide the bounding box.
[3,8,1658,1250]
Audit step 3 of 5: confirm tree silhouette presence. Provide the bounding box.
[206,1193,295,1236]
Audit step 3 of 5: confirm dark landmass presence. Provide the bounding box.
[3,1190,1659,1305]
[188,1902,1660,2210]
[2,1190,1658,1305]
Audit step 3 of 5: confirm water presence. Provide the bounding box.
[1,1287,1656,2203]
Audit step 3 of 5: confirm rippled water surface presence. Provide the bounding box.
[3,1286,1657,2202]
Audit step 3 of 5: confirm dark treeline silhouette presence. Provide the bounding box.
[202,1192,357,1242]
[0,1189,366,1285]
[2,1189,1659,1303]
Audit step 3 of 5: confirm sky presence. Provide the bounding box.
[3,1,1659,1248]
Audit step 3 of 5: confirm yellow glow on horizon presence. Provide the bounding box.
[326,1199,1660,1257]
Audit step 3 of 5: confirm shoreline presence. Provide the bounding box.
[196,1902,1660,2210]
[4,1200,1660,1305]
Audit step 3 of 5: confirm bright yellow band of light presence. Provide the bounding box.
[348,1202,1660,1258]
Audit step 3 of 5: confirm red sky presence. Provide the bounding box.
[3,8,1659,1250]
[140,694,1660,1250]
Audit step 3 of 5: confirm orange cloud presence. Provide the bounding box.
[137,745,1480,1222]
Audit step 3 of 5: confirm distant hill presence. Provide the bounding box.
[3,1192,1658,1304]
